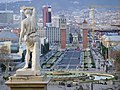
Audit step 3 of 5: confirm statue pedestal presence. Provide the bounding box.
[6,70,50,90]
[16,69,41,76]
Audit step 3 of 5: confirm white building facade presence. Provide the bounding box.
[0,11,13,24]
[46,27,60,45]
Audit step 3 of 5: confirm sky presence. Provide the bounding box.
[0,0,31,3]
[0,0,120,6]
[0,0,119,3]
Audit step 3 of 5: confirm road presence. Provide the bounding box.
[56,49,82,70]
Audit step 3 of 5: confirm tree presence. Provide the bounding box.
[101,43,108,59]
[0,45,10,73]
[112,51,120,63]
[69,33,73,44]
[112,50,120,71]
[0,46,10,60]
[0,46,9,54]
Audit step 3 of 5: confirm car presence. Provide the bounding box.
[60,82,65,85]
[67,84,72,87]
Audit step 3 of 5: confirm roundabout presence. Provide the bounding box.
[46,70,114,83]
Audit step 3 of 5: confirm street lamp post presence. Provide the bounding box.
[108,42,111,61]
[90,76,94,90]
[106,37,111,61]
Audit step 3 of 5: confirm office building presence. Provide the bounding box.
[0,31,19,53]
[52,16,59,27]
[38,27,46,38]
[42,5,52,27]
[46,27,60,45]
[0,10,13,24]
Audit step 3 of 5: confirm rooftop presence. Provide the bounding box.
[102,35,120,42]
[0,31,18,39]
[0,10,13,13]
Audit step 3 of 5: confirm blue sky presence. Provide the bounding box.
[0,0,31,3]
[0,0,120,6]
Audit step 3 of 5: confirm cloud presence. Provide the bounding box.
[73,1,79,4]
[70,1,80,4]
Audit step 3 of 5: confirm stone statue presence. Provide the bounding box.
[72,33,79,46]
[19,6,41,73]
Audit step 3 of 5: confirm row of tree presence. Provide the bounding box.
[0,46,10,72]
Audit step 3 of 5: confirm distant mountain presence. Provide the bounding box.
[0,0,120,14]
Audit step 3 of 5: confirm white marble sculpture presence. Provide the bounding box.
[19,6,41,73]
[72,33,79,45]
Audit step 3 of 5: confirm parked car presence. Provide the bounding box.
[67,84,72,87]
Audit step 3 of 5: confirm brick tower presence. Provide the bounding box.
[82,19,88,49]
[59,15,66,49]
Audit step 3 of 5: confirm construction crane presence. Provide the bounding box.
[90,5,120,60]
[116,11,120,30]
[90,5,120,41]
[91,5,95,43]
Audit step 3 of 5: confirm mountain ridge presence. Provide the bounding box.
[0,0,120,13]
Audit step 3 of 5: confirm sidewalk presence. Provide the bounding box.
[91,48,106,72]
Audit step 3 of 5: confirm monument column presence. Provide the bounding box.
[59,15,67,49]
[82,19,89,49]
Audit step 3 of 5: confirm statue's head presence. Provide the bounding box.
[24,9,32,16]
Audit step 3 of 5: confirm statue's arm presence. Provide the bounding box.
[31,7,37,31]
[21,6,35,17]
[19,21,24,45]
[32,7,36,17]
